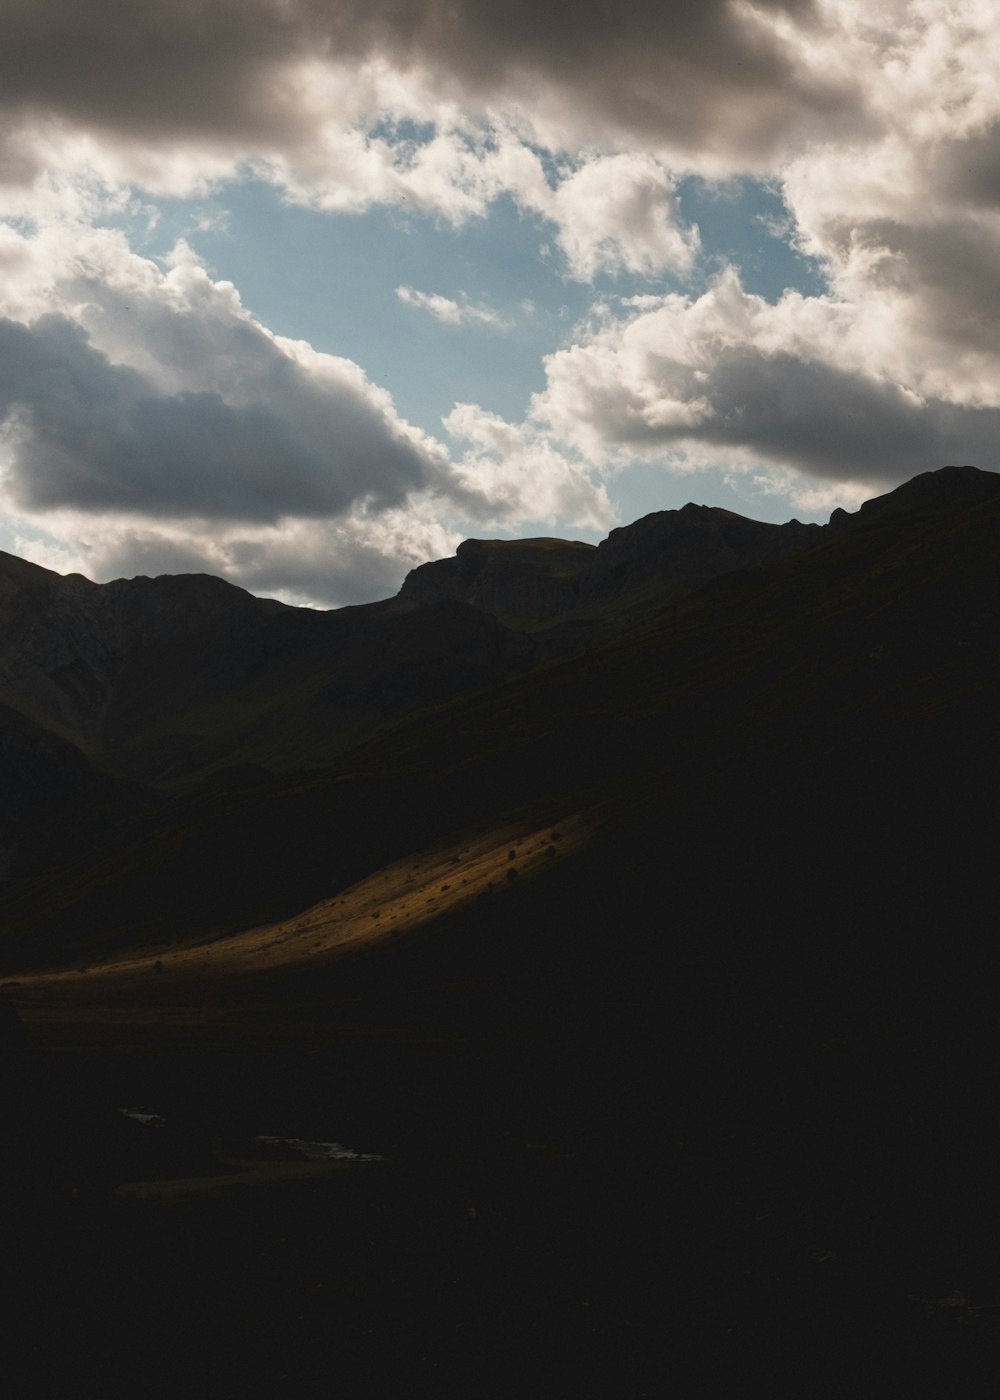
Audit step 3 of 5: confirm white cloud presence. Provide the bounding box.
[396,285,509,327]
[85,504,463,607]
[0,296,448,527]
[528,267,1000,489]
[0,1,869,203]
[445,402,615,530]
[545,155,699,281]
[0,222,500,604]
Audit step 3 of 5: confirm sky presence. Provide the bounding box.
[1,1,999,606]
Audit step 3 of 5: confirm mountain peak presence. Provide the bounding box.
[854,464,1000,523]
[579,502,822,608]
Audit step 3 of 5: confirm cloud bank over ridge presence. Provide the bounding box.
[1,1,998,602]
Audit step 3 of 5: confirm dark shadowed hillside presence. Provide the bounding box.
[0,491,828,798]
[3,463,1000,971]
[3,464,1000,1397]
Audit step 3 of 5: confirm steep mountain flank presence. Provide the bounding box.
[0,700,124,876]
[0,548,59,610]
[0,553,287,749]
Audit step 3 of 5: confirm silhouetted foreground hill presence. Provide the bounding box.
[3,465,1000,1397]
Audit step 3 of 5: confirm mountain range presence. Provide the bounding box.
[1,462,999,964]
[3,463,1000,1394]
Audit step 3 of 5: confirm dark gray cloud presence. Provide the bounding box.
[0,0,312,146]
[0,0,869,178]
[843,216,1000,357]
[0,314,435,521]
[661,347,1000,484]
[933,121,1000,211]
[222,530,406,605]
[336,0,858,158]
[93,530,227,581]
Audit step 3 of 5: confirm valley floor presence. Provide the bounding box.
[6,942,1000,1400]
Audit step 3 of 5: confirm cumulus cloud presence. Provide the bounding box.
[0,223,482,603]
[0,1,868,289]
[545,155,699,280]
[0,1,869,197]
[683,347,1000,483]
[5,1,1000,592]
[342,0,870,163]
[7,506,459,609]
[530,269,1000,490]
[0,223,619,603]
[445,402,615,530]
[0,313,446,521]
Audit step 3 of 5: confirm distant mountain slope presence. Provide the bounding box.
[1,463,998,970]
[0,549,58,609]
[0,495,828,789]
[575,502,821,608]
[0,551,537,786]
[400,504,822,629]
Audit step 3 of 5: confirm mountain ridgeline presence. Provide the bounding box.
[0,497,823,791]
[1,462,999,964]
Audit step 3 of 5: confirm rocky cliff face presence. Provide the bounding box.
[399,472,1000,631]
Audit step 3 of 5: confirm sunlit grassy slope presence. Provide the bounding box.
[17,809,593,985]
